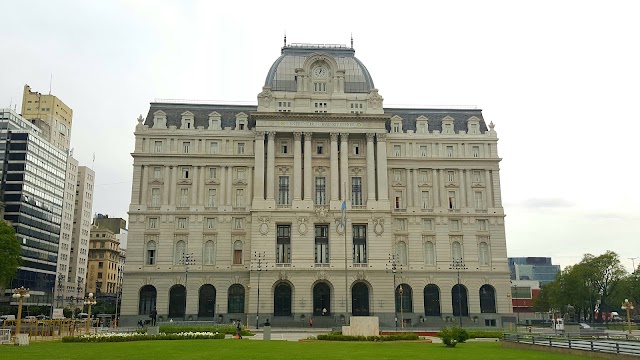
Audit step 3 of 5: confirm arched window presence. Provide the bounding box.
[396,241,407,266]
[479,285,496,313]
[204,240,215,265]
[138,285,156,315]
[146,241,156,265]
[313,282,331,316]
[233,240,243,265]
[273,283,292,316]
[452,284,469,316]
[451,241,462,261]
[424,241,435,266]
[175,240,186,264]
[395,284,413,313]
[478,242,490,266]
[228,284,245,313]
[198,284,216,318]
[352,282,370,316]
[423,284,440,316]
[168,284,186,318]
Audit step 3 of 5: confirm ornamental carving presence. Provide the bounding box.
[278,271,289,281]
[376,133,387,142]
[314,271,330,281]
[315,206,329,222]
[303,132,313,140]
[355,271,367,280]
[268,131,277,140]
[373,217,384,235]
[367,89,383,109]
[330,133,339,142]
[366,133,375,141]
[297,217,309,235]
[258,216,270,235]
[293,132,302,141]
[277,166,291,175]
[314,166,328,176]
[350,167,363,175]
[340,133,349,142]
[257,86,274,107]
[255,131,265,140]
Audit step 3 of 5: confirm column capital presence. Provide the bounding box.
[268,131,277,140]
[293,132,302,141]
[376,133,387,142]
[303,132,313,139]
[366,133,376,141]
[330,133,339,141]
[340,133,349,141]
[255,131,265,140]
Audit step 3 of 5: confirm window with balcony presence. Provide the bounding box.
[315,225,329,264]
[315,177,326,205]
[353,225,367,264]
[207,189,217,208]
[278,176,290,205]
[276,225,291,264]
[351,177,362,206]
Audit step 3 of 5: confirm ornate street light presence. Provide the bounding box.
[180,253,195,321]
[449,259,468,328]
[84,293,97,333]
[622,299,635,335]
[12,287,30,344]
[388,254,399,331]
[253,252,265,329]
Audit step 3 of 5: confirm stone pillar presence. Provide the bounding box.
[253,131,265,201]
[466,170,473,208]
[486,170,494,208]
[220,166,226,206]
[330,133,339,205]
[366,133,376,205]
[376,133,389,201]
[303,132,312,201]
[406,169,413,208]
[170,166,177,205]
[459,169,466,208]
[164,166,170,205]
[140,165,148,205]
[439,169,446,207]
[200,165,206,205]
[340,133,349,202]
[247,167,253,205]
[293,132,302,202]
[266,132,276,201]
[412,168,419,206]
[226,166,233,206]
[191,166,199,205]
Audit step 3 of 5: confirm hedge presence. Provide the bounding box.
[316,333,419,341]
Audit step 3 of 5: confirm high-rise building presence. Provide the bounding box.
[0,109,66,306]
[54,155,77,306]
[508,257,560,285]
[120,43,511,327]
[21,85,73,153]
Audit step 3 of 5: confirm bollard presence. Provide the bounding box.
[263,324,271,341]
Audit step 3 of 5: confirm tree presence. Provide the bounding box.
[0,220,21,287]
[581,251,627,322]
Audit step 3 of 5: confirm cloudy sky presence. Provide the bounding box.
[2,1,639,271]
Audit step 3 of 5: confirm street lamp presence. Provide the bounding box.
[84,293,97,333]
[449,259,468,328]
[388,254,398,331]
[12,287,30,344]
[254,252,265,329]
[114,264,123,328]
[181,253,195,321]
[622,299,635,335]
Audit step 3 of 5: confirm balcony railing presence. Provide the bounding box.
[276,204,291,209]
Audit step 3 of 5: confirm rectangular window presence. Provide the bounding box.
[208,167,218,179]
[421,191,431,209]
[281,142,289,154]
[351,177,362,206]
[472,146,480,158]
[422,218,434,231]
[352,143,360,155]
[315,177,326,205]
[448,191,457,209]
[98,262,104,269]
[450,219,461,231]
[394,170,402,182]
[205,218,216,230]
[395,218,407,231]
[315,225,329,264]
[353,225,367,264]
[394,145,401,156]
[420,145,427,157]
[207,189,217,207]
[153,167,161,179]
[236,189,244,207]
[446,146,454,157]
[394,191,404,209]
[210,142,219,154]
[477,219,488,231]
[472,170,482,183]
[392,123,400,133]
[276,225,292,264]
[234,218,244,230]
[151,188,160,206]
[237,143,245,154]
[447,171,455,182]
[278,176,290,205]
[236,168,245,181]
[183,142,191,154]
[177,218,187,229]
[419,170,429,183]
[180,188,189,206]
[154,141,162,153]
[316,142,324,155]
[148,218,158,229]
[474,191,484,209]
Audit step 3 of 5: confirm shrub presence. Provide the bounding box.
[438,327,469,347]
[466,330,503,339]
[316,333,419,341]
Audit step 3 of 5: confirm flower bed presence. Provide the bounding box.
[316,333,419,341]
[62,331,225,343]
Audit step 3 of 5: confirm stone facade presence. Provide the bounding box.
[120,43,511,328]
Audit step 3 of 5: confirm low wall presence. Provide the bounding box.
[342,316,379,336]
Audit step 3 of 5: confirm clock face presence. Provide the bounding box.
[313,67,327,78]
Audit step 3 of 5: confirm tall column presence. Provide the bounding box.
[439,169,446,207]
[191,166,199,205]
[140,165,148,205]
[486,170,494,208]
[170,166,178,205]
[340,133,349,201]
[266,132,276,201]
[406,169,413,208]
[432,169,439,208]
[220,166,226,206]
[199,165,206,205]
[303,132,312,201]
[330,133,339,204]
[376,133,389,201]
[459,169,466,208]
[226,166,233,206]
[164,166,170,205]
[413,167,420,206]
[253,131,265,201]
[366,133,376,204]
[466,169,473,208]
[293,132,302,201]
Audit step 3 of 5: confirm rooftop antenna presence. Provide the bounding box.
[351,33,353,48]
[92,152,95,170]
[49,74,53,95]
[9,97,12,109]
[284,31,287,47]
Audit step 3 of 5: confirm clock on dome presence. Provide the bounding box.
[313,66,327,78]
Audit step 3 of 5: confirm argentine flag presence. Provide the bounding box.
[340,200,346,227]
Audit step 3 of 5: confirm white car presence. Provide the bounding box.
[579,323,591,329]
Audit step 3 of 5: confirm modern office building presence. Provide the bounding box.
[120,42,512,327]
[0,108,66,306]
[508,257,560,285]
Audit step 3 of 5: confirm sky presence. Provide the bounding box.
[1,0,639,272]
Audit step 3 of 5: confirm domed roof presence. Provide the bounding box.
[264,43,375,93]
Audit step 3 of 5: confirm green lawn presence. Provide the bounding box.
[0,340,588,359]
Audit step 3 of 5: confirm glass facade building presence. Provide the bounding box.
[1,109,66,299]
[508,257,560,285]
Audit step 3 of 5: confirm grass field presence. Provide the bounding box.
[0,340,589,359]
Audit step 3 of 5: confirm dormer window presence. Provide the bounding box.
[208,112,221,130]
[235,112,248,131]
[180,111,195,129]
[416,115,429,134]
[391,115,403,133]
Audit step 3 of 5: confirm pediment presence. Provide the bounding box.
[391,115,403,122]
[181,111,194,117]
[416,115,428,121]
[441,115,454,122]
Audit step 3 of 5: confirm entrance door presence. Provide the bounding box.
[313,282,331,316]
[351,282,369,316]
[452,284,469,316]
[168,285,186,318]
[273,283,292,316]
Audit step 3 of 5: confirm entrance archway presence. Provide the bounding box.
[423,284,441,316]
[168,284,186,318]
[313,282,331,316]
[451,284,469,316]
[273,283,292,316]
[198,284,216,318]
[351,282,369,316]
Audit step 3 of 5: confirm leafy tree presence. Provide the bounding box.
[582,251,627,322]
[0,220,21,287]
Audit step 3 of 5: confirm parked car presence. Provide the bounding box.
[0,315,16,321]
[579,323,591,329]
[76,313,89,319]
[23,316,37,322]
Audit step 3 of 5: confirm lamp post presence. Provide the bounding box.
[114,264,123,328]
[181,253,195,321]
[12,287,30,344]
[622,299,635,335]
[254,252,265,329]
[84,293,97,333]
[399,284,404,330]
[388,254,398,331]
[449,259,468,328]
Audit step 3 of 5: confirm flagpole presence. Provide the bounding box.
[342,181,349,323]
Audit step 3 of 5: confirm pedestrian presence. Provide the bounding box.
[150,307,158,326]
[322,308,327,316]
[236,320,243,339]
[309,318,313,327]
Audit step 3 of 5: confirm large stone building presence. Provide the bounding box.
[121,43,511,327]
